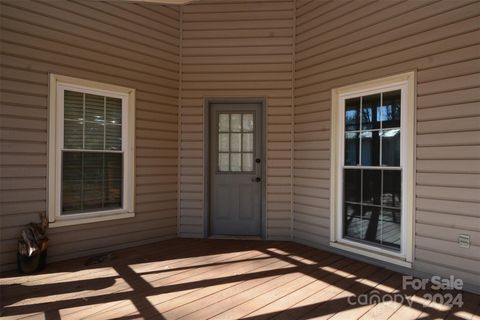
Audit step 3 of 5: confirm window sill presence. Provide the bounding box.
[49,212,135,228]
[330,240,412,268]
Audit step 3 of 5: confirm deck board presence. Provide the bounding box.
[1,239,478,319]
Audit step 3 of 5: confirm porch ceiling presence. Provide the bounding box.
[1,239,478,319]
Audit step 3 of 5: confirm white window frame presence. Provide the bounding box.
[330,72,415,268]
[48,74,135,228]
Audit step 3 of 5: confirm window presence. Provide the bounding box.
[48,74,135,227]
[217,112,254,172]
[330,72,415,267]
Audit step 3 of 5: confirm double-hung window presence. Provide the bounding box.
[48,74,135,227]
[330,72,415,267]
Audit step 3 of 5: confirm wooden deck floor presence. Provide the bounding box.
[1,238,479,320]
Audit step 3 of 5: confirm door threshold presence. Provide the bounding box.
[208,235,263,241]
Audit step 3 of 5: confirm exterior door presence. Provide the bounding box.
[209,103,263,236]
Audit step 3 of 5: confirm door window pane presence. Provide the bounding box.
[219,133,229,152]
[231,114,241,132]
[243,114,254,132]
[230,133,241,152]
[242,133,253,152]
[219,114,230,132]
[217,112,256,172]
[381,129,400,166]
[242,153,253,171]
[361,131,380,166]
[218,153,229,171]
[230,153,241,171]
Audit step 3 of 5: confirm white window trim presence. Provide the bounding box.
[330,72,415,268]
[48,74,135,228]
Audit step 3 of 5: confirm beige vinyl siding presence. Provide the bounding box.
[0,1,179,271]
[179,0,294,239]
[294,0,480,285]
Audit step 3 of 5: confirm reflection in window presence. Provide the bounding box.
[343,89,402,251]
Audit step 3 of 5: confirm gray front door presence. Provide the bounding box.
[209,103,263,236]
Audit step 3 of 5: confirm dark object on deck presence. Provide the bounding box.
[85,252,114,266]
[17,212,49,274]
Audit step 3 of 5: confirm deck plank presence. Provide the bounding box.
[0,238,478,320]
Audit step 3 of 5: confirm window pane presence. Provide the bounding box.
[62,152,83,214]
[219,114,229,132]
[230,133,241,152]
[85,94,104,123]
[83,152,103,180]
[381,90,401,128]
[344,203,361,240]
[242,153,253,171]
[242,133,253,152]
[64,120,83,149]
[344,132,359,165]
[362,169,381,205]
[85,122,104,150]
[62,151,82,180]
[106,124,122,150]
[106,97,122,125]
[360,130,380,166]
[362,205,381,245]
[344,169,361,203]
[62,179,82,213]
[104,153,122,208]
[219,133,229,152]
[64,90,83,121]
[382,170,401,208]
[218,153,229,171]
[361,94,381,130]
[83,179,103,210]
[231,114,241,132]
[243,114,254,132]
[230,153,241,171]
[345,97,360,131]
[105,153,123,180]
[381,208,401,249]
[381,129,400,166]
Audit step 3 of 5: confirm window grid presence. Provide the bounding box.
[218,112,254,173]
[62,90,123,214]
[343,90,401,250]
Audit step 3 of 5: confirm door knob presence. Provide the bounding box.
[252,177,262,183]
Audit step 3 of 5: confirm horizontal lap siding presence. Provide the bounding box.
[294,0,480,285]
[0,1,179,270]
[179,0,294,239]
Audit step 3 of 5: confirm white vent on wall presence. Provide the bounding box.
[458,234,470,248]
